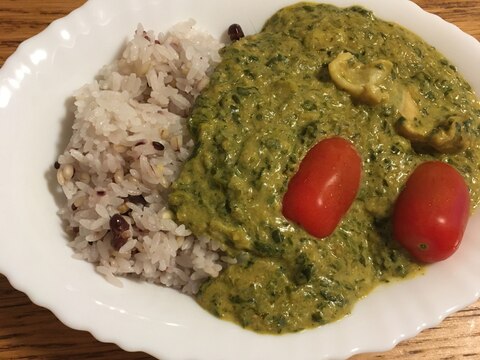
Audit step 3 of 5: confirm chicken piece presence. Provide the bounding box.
[428,116,469,153]
[395,115,431,144]
[397,88,420,123]
[393,88,428,142]
[396,113,468,154]
[328,52,393,105]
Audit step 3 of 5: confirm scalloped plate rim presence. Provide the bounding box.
[0,1,479,359]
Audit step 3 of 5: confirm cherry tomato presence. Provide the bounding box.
[282,137,362,238]
[393,161,470,263]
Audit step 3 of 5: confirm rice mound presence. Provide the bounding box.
[56,22,231,294]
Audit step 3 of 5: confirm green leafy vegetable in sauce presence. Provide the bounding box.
[169,2,480,333]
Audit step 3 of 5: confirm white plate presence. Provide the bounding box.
[0,0,479,359]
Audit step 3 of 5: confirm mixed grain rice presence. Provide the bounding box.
[56,21,232,294]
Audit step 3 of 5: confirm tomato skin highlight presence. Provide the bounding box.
[282,137,362,238]
[393,161,470,263]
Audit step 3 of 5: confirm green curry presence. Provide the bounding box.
[169,3,480,333]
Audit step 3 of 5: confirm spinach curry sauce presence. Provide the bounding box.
[169,3,480,333]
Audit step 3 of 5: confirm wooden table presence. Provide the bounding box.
[0,0,479,359]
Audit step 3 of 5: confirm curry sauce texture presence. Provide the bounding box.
[169,3,480,333]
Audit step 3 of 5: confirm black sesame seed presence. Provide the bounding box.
[109,214,130,234]
[97,190,106,196]
[126,194,148,206]
[54,161,60,169]
[152,141,165,151]
[71,203,78,211]
[228,24,245,42]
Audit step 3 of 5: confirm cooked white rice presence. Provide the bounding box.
[56,21,232,294]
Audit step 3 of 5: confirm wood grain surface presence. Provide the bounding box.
[0,0,479,359]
